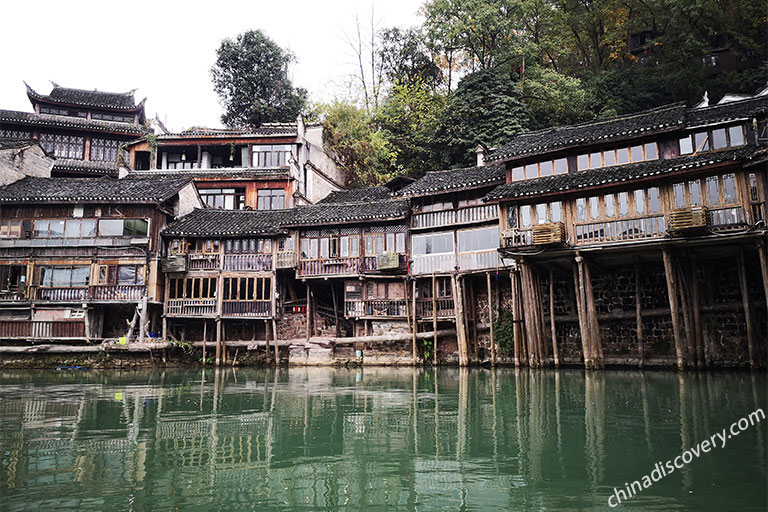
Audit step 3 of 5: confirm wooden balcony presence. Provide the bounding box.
[415,298,455,319]
[224,253,273,271]
[92,285,144,301]
[576,215,666,245]
[345,299,407,318]
[0,289,27,302]
[166,299,216,317]
[457,251,500,271]
[35,287,88,301]
[298,257,362,277]
[0,320,85,339]
[412,204,497,229]
[362,254,408,273]
[222,301,272,317]
[411,253,455,275]
[188,254,220,270]
[276,251,297,269]
[709,205,747,229]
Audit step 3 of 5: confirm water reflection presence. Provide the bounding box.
[0,368,766,511]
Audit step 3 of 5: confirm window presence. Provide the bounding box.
[166,152,197,170]
[520,205,532,227]
[576,198,587,221]
[706,176,720,205]
[590,152,602,169]
[0,219,21,238]
[648,187,661,213]
[412,232,453,255]
[515,201,563,227]
[97,219,148,237]
[618,192,630,216]
[39,266,89,287]
[604,150,616,167]
[694,132,709,152]
[679,136,694,155]
[39,133,84,159]
[604,194,616,218]
[644,142,658,160]
[90,138,123,162]
[577,154,589,171]
[92,111,134,123]
[34,219,64,238]
[225,238,270,254]
[223,277,271,301]
[64,219,97,238]
[170,239,189,255]
[421,276,452,299]
[168,277,217,299]
[200,188,245,210]
[617,147,629,164]
[513,158,570,180]
[257,189,285,210]
[630,145,643,162]
[422,196,452,212]
[589,196,600,220]
[457,226,499,252]
[712,128,727,150]
[97,265,143,285]
[193,239,220,254]
[252,145,292,167]
[729,126,745,147]
[634,190,646,214]
[40,106,87,118]
[512,166,524,181]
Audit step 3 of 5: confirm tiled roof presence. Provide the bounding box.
[687,95,768,127]
[0,139,40,151]
[126,168,290,180]
[484,145,767,202]
[286,200,410,227]
[318,186,392,203]
[157,123,298,138]
[52,159,118,177]
[488,103,687,163]
[162,208,292,237]
[394,163,506,197]
[26,83,142,111]
[0,176,191,204]
[0,109,147,136]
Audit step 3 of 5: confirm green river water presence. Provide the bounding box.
[0,368,765,511]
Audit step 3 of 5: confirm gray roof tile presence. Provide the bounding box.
[162,208,291,237]
[0,176,191,204]
[394,163,506,197]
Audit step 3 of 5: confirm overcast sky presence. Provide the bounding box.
[0,0,423,132]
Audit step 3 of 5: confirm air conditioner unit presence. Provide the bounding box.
[161,255,187,273]
[668,206,710,233]
[376,252,400,270]
[532,222,566,245]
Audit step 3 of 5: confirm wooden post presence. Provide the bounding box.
[469,279,479,361]
[412,279,418,364]
[162,316,167,343]
[737,250,757,369]
[202,320,207,365]
[265,320,272,363]
[215,318,222,367]
[453,274,469,367]
[305,283,311,343]
[272,318,278,363]
[690,258,704,368]
[634,259,644,368]
[510,272,520,367]
[432,273,438,366]
[332,283,340,338]
[549,269,560,367]
[83,304,91,343]
[404,277,412,334]
[757,240,768,322]
[676,259,696,367]
[487,272,496,366]
[662,248,685,370]
[582,258,603,368]
[139,295,148,343]
[574,258,592,369]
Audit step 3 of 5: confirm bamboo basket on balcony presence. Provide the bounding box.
[668,206,710,233]
[532,222,566,246]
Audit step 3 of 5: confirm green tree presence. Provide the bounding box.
[524,66,591,128]
[211,30,307,128]
[379,27,442,89]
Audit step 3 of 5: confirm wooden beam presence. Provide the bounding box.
[487,272,496,366]
[549,269,560,367]
[662,248,685,370]
[305,284,311,342]
[510,272,521,367]
[453,274,469,367]
[689,257,704,368]
[574,259,592,369]
[272,318,279,363]
[737,249,757,369]
[412,279,418,364]
[582,258,603,368]
[469,279,478,361]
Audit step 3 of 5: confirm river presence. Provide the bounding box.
[0,368,765,511]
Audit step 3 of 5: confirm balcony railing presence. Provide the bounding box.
[345,299,408,318]
[415,298,455,318]
[576,215,666,245]
[276,251,297,269]
[222,301,272,317]
[36,287,88,301]
[362,254,408,273]
[412,204,497,229]
[224,253,273,271]
[457,251,500,271]
[709,205,746,229]
[92,285,144,301]
[298,257,362,277]
[411,253,455,276]
[188,254,220,270]
[0,320,85,339]
[0,289,27,301]
[166,299,216,316]
[502,229,533,249]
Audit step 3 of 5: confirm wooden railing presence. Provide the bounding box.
[709,205,746,229]
[188,254,220,270]
[166,299,216,316]
[412,204,497,229]
[0,320,85,339]
[575,215,666,245]
[36,287,88,301]
[457,251,499,271]
[92,285,144,301]
[276,251,297,268]
[362,254,408,272]
[345,299,408,318]
[411,254,455,275]
[0,289,27,301]
[224,253,272,271]
[502,229,533,248]
[222,301,272,317]
[298,257,362,277]
[416,298,455,318]
[750,202,765,224]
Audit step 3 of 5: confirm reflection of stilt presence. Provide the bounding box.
[678,373,693,490]
[584,372,605,488]
[457,367,468,458]
[555,370,564,477]
[515,369,526,478]
[492,369,498,463]
[434,367,439,459]
[412,369,419,454]
[640,372,653,454]
[751,373,766,469]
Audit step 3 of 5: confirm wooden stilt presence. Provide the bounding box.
[332,284,340,338]
[215,318,222,367]
[412,279,418,364]
[676,259,697,367]
[432,273,438,366]
[582,258,603,368]
[520,262,541,367]
[510,272,521,367]
[305,284,311,342]
[453,274,469,367]
[574,259,592,369]
[758,240,768,325]
[549,269,560,367]
[662,248,685,370]
[633,259,644,368]
[404,277,412,334]
[272,318,278,363]
[690,257,705,368]
[487,272,496,366]
[265,320,272,363]
[202,320,207,365]
[737,250,757,368]
[469,279,478,361]
[535,271,548,361]
[162,316,167,343]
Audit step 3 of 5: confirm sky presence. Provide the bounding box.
[0,0,424,132]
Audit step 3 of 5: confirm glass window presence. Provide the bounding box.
[617,192,629,216]
[550,201,562,223]
[630,145,643,162]
[728,125,745,147]
[396,233,406,253]
[604,194,615,218]
[520,205,532,228]
[694,132,709,152]
[617,148,629,164]
[413,232,453,255]
[52,267,70,286]
[320,238,329,258]
[634,190,646,214]
[712,128,727,150]
[673,183,686,208]
[98,219,123,236]
[644,142,658,160]
[604,150,616,167]
[539,160,553,176]
[375,235,385,255]
[257,189,285,210]
[81,219,96,237]
[124,219,148,236]
[590,152,601,169]
[507,205,517,228]
[554,158,568,174]
[689,180,702,205]
[71,266,89,286]
[749,173,759,201]
[706,176,720,205]
[340,236,349,257]
[535,203,548,223]
[723,174,737,203]
[576,198,587,221]
[577,154,589,171]
[589,196,600,220]
[458,226,498,252]
[525,163,538,179]
[310,238,319,259]
[648,187,661,213]
[679,136,693,155]
[34,220,49,237]
[349,237,359,257]
[512,167,524,181]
